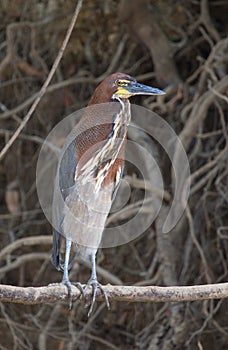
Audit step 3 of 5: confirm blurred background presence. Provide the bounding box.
[0,0,227,349]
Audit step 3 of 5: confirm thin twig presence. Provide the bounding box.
[0,0,83,161]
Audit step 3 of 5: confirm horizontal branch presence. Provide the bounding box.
[0,283,227,305]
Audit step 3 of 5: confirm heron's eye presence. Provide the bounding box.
[117,80,129,87]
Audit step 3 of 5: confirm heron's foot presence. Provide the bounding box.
[83,277,110,317]
[48,280,84,310]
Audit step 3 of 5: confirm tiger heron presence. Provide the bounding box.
[51,73,165,316]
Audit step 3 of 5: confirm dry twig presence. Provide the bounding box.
[0,0,83,161]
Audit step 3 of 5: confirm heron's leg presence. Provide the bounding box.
[62,238,84,309]
[84,252,110,317]
[62,237,71,282]
[49,238,84,309]
[61,238,73,309]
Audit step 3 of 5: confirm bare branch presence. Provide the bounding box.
[0,283,227,305]
[0,0,83,161]
[180,75,228,151]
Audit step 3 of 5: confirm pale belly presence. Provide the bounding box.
[62,178,113,260]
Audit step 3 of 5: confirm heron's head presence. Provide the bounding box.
[88,72,165,105]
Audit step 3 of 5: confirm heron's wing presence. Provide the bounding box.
[59,140,77,199]
[51,140,77,271]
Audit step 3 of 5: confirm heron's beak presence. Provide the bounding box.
[126,81,165,96]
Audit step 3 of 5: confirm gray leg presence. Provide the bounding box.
[62,238,84,309]
[49,237,84,310]
[62,237,71,283]
[62,238,74,309]
[84,251,110,317]
[91,251,97,280]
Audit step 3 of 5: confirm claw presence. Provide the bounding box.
[83,278,110,317]
[48,280,84,310]
[71,281,85,300]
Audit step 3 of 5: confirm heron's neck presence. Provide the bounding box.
[78,99,131,191]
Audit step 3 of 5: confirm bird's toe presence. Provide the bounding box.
[84,278,110,317]
[71,281,85,299]
[48,280,83,310]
